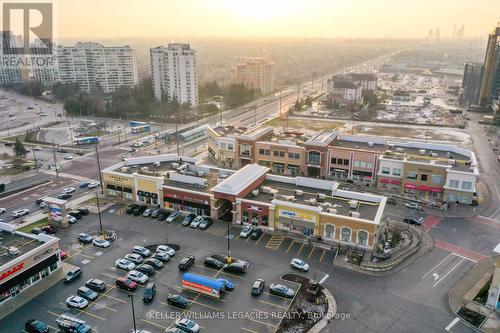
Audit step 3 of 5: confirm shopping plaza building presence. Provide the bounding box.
[102,155,387,249]
[0,223,62,319]
[207,125,479,205]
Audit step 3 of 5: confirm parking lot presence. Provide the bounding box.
[3,204,328,333]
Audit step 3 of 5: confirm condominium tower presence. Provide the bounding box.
[236,58,275,95]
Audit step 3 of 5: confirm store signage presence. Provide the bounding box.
[0,262,24,282]
[278,209,316,223]
[33,248,53,261]
[107,174,132,184]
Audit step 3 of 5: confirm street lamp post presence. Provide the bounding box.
[128,293,137,332]
[227,219,232,263]
[95,144,104,192]
[95,192,104,237]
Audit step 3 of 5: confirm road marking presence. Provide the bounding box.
[247,318,278,328]
[286,240,295,253]
[101,272,120,279]
[190,299,221,311]
[258,300,288,310]
[433,258,464,288]
[319,249,326,262]
[255,233,264,245]
[89,301,117,312]
[142,319,169,330]
[99,293,127,304]
[319,274,329,284]
[47,310,60,318]
[266,235,285,250]
[421,253,453,279]
[59,303,107,321]
[445,317,461,331]
[307,246,316,259]
[452,252,478,263]
[241,327,259,333]
[297,243,305,256]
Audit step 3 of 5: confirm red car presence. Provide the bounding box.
[60,250,68,260]
[115,277,137,291]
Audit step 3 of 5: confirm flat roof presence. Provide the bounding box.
[244,179,380,221]
[0,231,42,266]
[212,164,269,196]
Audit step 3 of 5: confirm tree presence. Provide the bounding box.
[19,81,44,97]
[13,138,26,159]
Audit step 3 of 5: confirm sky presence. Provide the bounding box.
[55,0,500,39]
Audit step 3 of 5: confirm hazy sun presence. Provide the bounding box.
[219,0,306,22]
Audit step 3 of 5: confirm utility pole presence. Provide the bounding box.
[128,293,137,332]
[32,149,38,174]
[51,139,58,179]
[227,220,232,263]
[219,95,223,126]
[95,192,104,236]
[95,144,104,191]
[175,103,181,157]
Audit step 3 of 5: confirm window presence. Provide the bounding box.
[431,175,443,184]
[449,180,459,188]
[331,157,337,164]
[273,150,285,157]
[462,181,472,190]
[366,162,373,169]
[406,171,417,180]
[360,161,367,168]
[259,149,270,155]
[308,151,321,164]
[220,143,226,150]
[392,168,401,176]
[324,224,335,240]
[357,230,368,246]
[288,152,300,159]
[341,227,352,242]
[242,211,249,223]
[343,159,349,166]
[241,144,250,156]
[381,167,390,175]
[353,161,360,168]
[420,174,428,182]
[227,143,234,151]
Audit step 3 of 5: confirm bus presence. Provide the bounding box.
[73,136,98,145]
[128,121,146,127]
[131,125,151,133]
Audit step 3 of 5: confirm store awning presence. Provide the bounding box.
[404,183,417,189]
[418,185,429,191]
[379,178,391,184]
[278,217,316,229]
[390,180,401,185]
[429,187,443,193]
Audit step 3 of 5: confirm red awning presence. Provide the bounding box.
[404,183,417,189]
[379,178,391,184]
[390,179,401,185]
[429,187,443,193]
[418,185,429,191]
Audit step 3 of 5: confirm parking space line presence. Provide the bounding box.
[263,292,293,302]
[258,300,288,310]
[142,319,169,330]
[297,243,305,256]
[101,272,120,279]
[433,258,464,288]
[286,240,295,253]
[241,327,259,333]
[59,303,107,321]
[47,310,60,318]
[89,301,118,312]
[255,233,264,245]
[247,318,278,329]
[307,246,316,259]
[99,293,127,303]
[319,249,326,262]
[190,299,221,311]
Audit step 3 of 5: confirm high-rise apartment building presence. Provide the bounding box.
[56,42,139,93]
[150,43,199,107]
[236,58,275,95]
[479,25,500,107]
[459,62,483,107]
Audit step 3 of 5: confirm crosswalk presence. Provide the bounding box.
[266,234,285,250]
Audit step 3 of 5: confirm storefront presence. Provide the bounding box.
[378,177,402,191]
[240,202,270,226]
[103,173,135,200]
[275,207,319,236]
[164,188,212,216]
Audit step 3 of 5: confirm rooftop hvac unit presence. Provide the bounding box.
[327,208,337,214]
[354,146,359,149]
[294,189,304,196]
[252,189,260,197]
[396,147,405,152]
[7,246,20,255]
[283,195,295,202]
[171,162,180,169]
[271,137,278,142]
[153,161,161,168]
[419,149,426,155]
[270,189,279,196]
[368,142,374,147]
[349,211,360,218]
[197,171,206,177]
[261,186,272,194]
[120,167,130,173]
[307,198,317,205]
[322,202,332,208]
[238,129,244,134]
[297,140,304,145]
[385,150,393,155]
[317,193,327,200]
[448,159,456,165]
[388,144,395,148]
[430,152,438,157]
[349,200,358,209]
[141,166,149,172]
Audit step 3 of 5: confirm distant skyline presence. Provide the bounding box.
[54,0,500,39]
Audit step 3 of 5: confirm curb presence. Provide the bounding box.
[308,285,337,333]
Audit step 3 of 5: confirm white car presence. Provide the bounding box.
[93,238,110,248]
[239,225,252,238]
[125,253,144,264]
[12,209,29,217]
[156,245,175,257]
[67,215,77,224]
[115,258,136,271]
[39,201,46,208]
[175,318,200,333]
[0,208,6,214]
[65,295,88,309]
[404,202,422,210]
[290,258,309,272]
[127,270,148,284]
[63,154,75,160]
[63,187,76,194]
[87,182,99,189]
[33,146,42,151]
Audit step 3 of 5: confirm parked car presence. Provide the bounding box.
[67,215,77,224]
[92,238,110,248]
[386,197,397,205]
[68,211,82,219]
[150,208,161,218]
[132,246,151,258]
[216,278,234,291]
[167,294,190,309]
[41,225,57,234]
[190,216,204,228]
[223,262,248,274]
[157,210,171,220]
[178,255,195,270]
[77,286,98,301]
[250,227,263,240]
[133,205,147,216]
[0,208,6,214]
[125,253,144,264]
[24,319,49,333]
[12,209,30,217]
[60,251,68,260]
[239,224,252,238]
[65,267,82,282]
[166,211,180,223]
[66,295,88,309]
[269,284,295,298]
[142,208,153,217]
[128,270,148,284]
[31,227,43,235]
[143,282,156,302]
[156,245,175,256]
[126,204,139,214]
[35,198,45,205]
[144,258,163,269]
[136,264,155,276]
[199,217,213,230]
[403,215,425,225]
[58,193,72,200]
[175,318,200,333]
[182,213,197,226]
[152,251,170,262]
[204,257,224,269]
[115,277,137,291]
[78,233,94,244]
[87,182,99,189]
[251,278,265,295]
[404,202,422,210]
[85,278,106,292]
[290,258,309,272]
[115,258,136,271]
[63,187,76,194]
[77,208,89,216]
